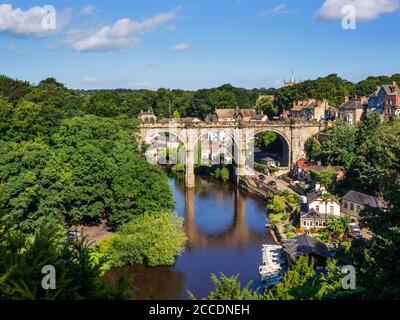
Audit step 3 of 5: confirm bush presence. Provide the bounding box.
[107,212,187,267]
[171,163,185,172]
[254,162,268,174]
[210,166,230,182]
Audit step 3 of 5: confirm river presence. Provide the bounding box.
[107,173,276,300]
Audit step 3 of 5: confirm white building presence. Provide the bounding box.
[300,184,341,230]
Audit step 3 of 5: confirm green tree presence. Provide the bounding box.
[310,167,337,189]
[257,96,278,118]
[190,274,262,300]
[305,137,322,161]
[0,220,128,300]
[321,121,357,169]
[107,212,187,267]
[355,179,400,299]
[172,110,181,119]
[267,195,287,215]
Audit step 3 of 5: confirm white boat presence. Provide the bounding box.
[258,244,286,287]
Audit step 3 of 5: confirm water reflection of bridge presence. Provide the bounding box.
[184,182,269,248]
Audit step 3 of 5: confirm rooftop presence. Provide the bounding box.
[342,190,386,208]
[283,234,333,258]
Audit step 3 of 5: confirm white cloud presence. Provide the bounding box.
[0,4,70,38]
[170,43,192,52]
[71,7,180,52]
[80,4,96,15]
[259,3,297,16]
[315,0,400,21]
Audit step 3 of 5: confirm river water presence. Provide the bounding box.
[108,173,276,300]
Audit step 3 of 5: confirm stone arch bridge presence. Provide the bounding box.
[137,121,327,188]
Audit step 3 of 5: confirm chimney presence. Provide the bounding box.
[361,96,368,104]
[344,96,349,103]
[393,81,399,91]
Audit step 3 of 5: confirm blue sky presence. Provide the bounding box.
[0,0,399,90]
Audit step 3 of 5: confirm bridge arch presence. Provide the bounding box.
[193,129,240,166]
[143,129,187,165]
[248,128,291,167]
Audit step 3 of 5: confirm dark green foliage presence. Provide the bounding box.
[0,116,174,230]
[0,221,129,300]
[305,137,321,161]
[255,131,280,153]
[198,256,357,300]
[274,74,352,111]
[351,74,400,97]
[210,166,230,182]
[190,274,262,300]
[354,179,400,299]
[0,140,68,232]
[0,75,32,104]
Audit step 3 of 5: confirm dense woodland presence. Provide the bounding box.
[2,73,400,122]
[0,74,400,300]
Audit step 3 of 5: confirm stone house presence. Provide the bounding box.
[341,190,387,222]
[368,82,399,116]
[138,110,157,122]
[384,81,400,120]
[338,96,367,125]
[209,107,258,123]
[292,158,345,183]
[290,99,336,122]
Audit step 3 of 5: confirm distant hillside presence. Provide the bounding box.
[1,73,399,119]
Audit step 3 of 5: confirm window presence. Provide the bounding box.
[343,201,348,209]
[356,205,361,213]
[350,203,355,212]
[330,206,334,214]
[303,221,307,226]
[316,205,320,212]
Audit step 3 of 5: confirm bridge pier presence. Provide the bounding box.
[185,132,196,188]
[185,148,195,188]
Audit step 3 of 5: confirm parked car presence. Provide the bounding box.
[268,181,277,187]
[258,175,266,181]
[67,230,82,238]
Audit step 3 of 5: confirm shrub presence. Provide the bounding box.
[172,163,185,172]
[107,212,187,267]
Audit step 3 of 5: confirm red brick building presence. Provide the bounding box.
[384,81,400,120]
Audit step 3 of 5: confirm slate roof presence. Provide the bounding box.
[301,209,336,219]
[339,100,366,110]
[283,234,333,258]
[370,85,397,98]
[215,109,236,119]
[305,188,340,205]
[214,108,257,119]
[342,190,386,208]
